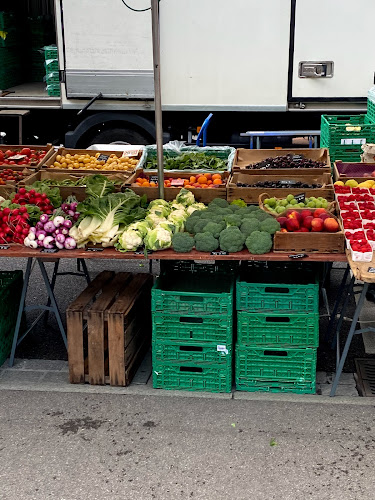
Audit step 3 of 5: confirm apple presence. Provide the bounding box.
[319,213,330,221]
[311,217,324,232]
[300,209,313,219]
[287,210,302,223]
[276,216,288,228]
[313,208,327,218]
[286,218,300,232]
[302,215,314,229]
[324,218,339,233]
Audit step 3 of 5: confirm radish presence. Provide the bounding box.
[36,222,44,230]
[43,236,55,248]
[29,227,36,234]
[55,241,64,250]
[44,221,56,234]
[28,232,36,241]
[63,219,72,229]
[29,240,37,249]
[55,233,66,245]
[64,237,77,250]
[53,216,65,228]
[40,214,49,224]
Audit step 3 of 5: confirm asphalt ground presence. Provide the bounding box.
[0,390,374,500]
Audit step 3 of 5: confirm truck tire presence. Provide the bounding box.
[88,127,150,146]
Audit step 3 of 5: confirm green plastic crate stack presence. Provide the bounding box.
[44,45,60,96]
[152,266,235,393]
[28,16,55,81]
[235,263,319,394]
[320,114,375,163]
[0,12,22,89]
[0,270,23,366]
[367,87,375,124]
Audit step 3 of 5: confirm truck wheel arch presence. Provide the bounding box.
[64,112,157,148]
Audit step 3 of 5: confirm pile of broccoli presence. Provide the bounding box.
[171,198,280,254]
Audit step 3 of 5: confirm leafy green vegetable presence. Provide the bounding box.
[230,199,246,207]
[145,152,227,171]
[85,174,116,198]
[29,182,62,208]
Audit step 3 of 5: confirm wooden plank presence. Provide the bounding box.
[107,274,152,316]
[124,327,150,367]
[84,272,131,318]
[87,310,106,385]
[108,313,126,386]
[124,336,151,386]
[67,310,85,383]
[67,271,115,313]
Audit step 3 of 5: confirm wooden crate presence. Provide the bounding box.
[67,271,152,386]
[43,147,141,175]
[273,230,345,253]
[125,168,229,202]
[333,161,375,183]
[227,171,334,203]
[0,144,54,170]
[233,148,331,175]
[19,170,132,201]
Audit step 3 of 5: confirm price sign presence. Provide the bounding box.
[8,154,27,161]
[211,251,228,256]
[97,154,110,162]
[367,267,375,273]
[121,149,140,158]
[0,245,9,250]
[40,248,59,254]
[288,253,308,259]
[149,175,159,184]
[279,180,297,186]
[171,178,184,187]
[294,193,305,203]
[86,247,104,252]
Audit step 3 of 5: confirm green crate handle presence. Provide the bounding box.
[264,350,288,357]
[179,317,203,324]
[264,286,290,294]
[180,366,203,373]
[179,345,203,352]
[265,316,290,323]
[181,296,204,302]
[334,116,357,121]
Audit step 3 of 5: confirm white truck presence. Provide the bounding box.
[0,0,374,147]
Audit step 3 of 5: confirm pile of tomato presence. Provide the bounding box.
[0,147,47,167]
[0,169,28,185]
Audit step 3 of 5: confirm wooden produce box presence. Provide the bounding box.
[0,185,15,200]
[43,147,142,175]
[334,161,375,183]
[273,228,345,253]
[227,171,334,203]
[126,168,229,203]
[67,271,152,387]
[19,170,132,201]
[234,148,331,175]
[0,144,54,170]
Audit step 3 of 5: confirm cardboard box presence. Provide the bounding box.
[233,148,331,175]
[43,147,142,175]
[227,171,334,203]
[20,170,132,201]
[126,169,228,203]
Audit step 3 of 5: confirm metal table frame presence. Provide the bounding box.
[9,257,90,367]
[240,130,321,149]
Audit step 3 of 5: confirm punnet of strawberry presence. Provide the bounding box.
[350,240,372,253]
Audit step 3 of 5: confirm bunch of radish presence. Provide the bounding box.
[0,206,30,244]
[61,197,80,222]
[12,188,54,214]
[24,213,77,250]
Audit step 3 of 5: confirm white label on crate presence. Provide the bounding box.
[217,345,228,355]
[121,149,140,157]
[341,138,366,145]
[8,154,27,161]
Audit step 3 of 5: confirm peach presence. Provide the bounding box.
[302,216,314,229]
[276,216,288,228]
[324,217,339,233]
[311,217,324,232]
[286,218,300,232]
[313,208,327,218]
[300,209,313,219]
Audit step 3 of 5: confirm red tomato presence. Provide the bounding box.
[20,148,31,156]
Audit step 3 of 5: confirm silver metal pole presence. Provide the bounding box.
[151,0,164,199]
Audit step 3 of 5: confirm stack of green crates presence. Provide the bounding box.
[367,87,375,125]
[320,114,375,163]
[0,270,23,366]
[0,11,23,89]
[44,44,60,96]
[235,263,319,394]
[151,262,235,393]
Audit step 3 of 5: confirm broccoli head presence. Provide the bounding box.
[237,206,256,216]
[208,198,229,209]
[171,232,195,253]
[194,232,219,252]
[224,214,242,227]
[199,211,214,220]
[192,218,209,235]
[254,211,273,222]
[229,204,241,212]
[185,214,200,233]
[202,221,225,238]
[245,231,272,254]
[219,227,245,253]
[240,218,261,237]
[260,218,281,235]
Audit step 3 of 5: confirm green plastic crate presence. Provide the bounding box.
[237,311,319,347]
[44,45,58,60]
[0,12,15,31]
[0,270,22,366]
[46,83,60,97]
[153,340,232,365]
[152,312,233,343]
[0,47,20,66]
[320,114,375,148]
[235,345,317,394]
[45,59,58,72]
[0,28,21,48]
[367,96,375,124]
[45,71,59,84]
[236,269,318,313]
[152,274,234,315]
[153,361,232,392]
[160,260,239,276]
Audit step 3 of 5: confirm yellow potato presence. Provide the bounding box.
[53,161,61,168]
[56,155,61,162]
[61,162,67,168]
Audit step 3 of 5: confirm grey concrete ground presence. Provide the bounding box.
[0,389,375,500]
